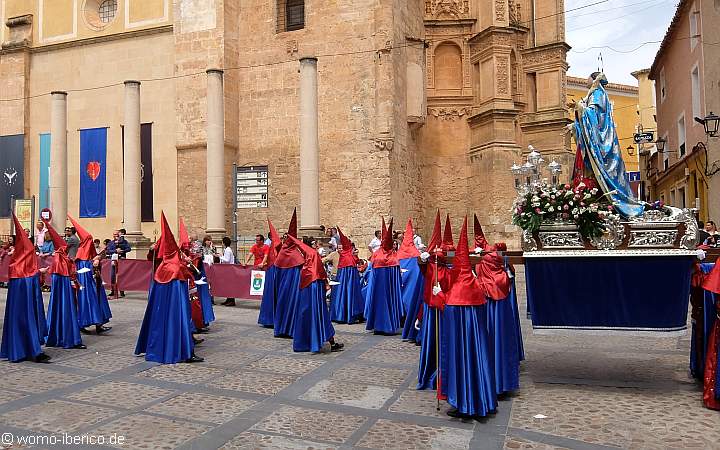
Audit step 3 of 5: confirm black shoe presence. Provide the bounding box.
[223,299,236,307]
[193,337,205,345]
[447,408,465,418]
[34,353,52,363]
[196,328,209,334]
[73,344,87,349]
[108,291,116,296]
[185,354,204,363]
[80,327,91,335]
[96,325,112,334]
[120,291,126,297]
[330,342,345,352]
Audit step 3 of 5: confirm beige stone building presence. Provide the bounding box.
[0,0,569,249]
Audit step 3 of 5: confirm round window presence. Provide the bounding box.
[82,0,118,30]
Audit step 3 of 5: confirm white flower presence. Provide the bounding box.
[532,196,540,202]
[572,208,579,215]
[565,191,573,197]
[583,193,591,200]
[548,206,555,212]
[569,201,574,206]
[590,188,599,195]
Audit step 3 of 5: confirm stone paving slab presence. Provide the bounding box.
[144,392,256,424]
[218,431,338,450]
[66,381,176,409]
[212,370,298,395]
[0,399,120,433]
[299,379,396,409]
[356,418,475,450]
[250,405,367,444]
[92,413,212,449]
[0,366,92,393]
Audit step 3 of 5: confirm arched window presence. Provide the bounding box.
[434,43,463,91]
[277,0,304,33]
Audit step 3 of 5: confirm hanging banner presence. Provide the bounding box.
[140,123,154,222]
[39,133,51,211]
[0,134,25,218]
[79,128,107,218]
[13,198,34,233]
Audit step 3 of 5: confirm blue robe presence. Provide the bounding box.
[196,262,215,325]
[75,260,112,328]
[0,275,45,362]
[135,279,194,364]
[364,266,402,335]
[45,274,82,349]
[574,81,644,217]
[443,304,497,416]
[417,303,439,390]
[486,293,521,395]
[400,258,424,341]
[273,265,302,337]
[258,265,277,327]
[330,266,364,324]
[293,280,335,352]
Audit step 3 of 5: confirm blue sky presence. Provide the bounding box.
[565,0,678,85]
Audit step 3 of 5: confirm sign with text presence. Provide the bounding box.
[627,171,641,183]
[633,132,654,144]
[235,166,268,209]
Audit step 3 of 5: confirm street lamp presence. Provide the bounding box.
[626,145,636,156]
[655,137,666,152]
[694,112,720,137]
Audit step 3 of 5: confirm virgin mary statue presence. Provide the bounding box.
[570,72,645,217]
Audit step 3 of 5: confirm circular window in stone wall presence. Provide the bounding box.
[82,0,118,30]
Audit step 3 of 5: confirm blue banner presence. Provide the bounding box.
[39,133,51,210]
[79,128,107,218]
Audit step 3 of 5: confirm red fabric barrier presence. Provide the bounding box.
[206,264,254,299]
[0,254,55,283]
[99,259,153,292]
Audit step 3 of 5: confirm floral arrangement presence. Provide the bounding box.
[512,182,617,239]
[646,200,665,210]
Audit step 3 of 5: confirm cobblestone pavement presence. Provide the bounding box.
[0,268,718,449]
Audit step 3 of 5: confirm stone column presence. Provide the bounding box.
[206,69,226,238]
[299,57,322,234]
[123,81,142,236]
[49,91,68,231]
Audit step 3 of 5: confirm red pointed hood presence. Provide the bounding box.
[372,217,398,268]
[287,235,327,289]
[426,210,442,254]
[381,216,388,241]
[155,212,191,283]
[43,219,75,277]
[476,242,511,301]
[9,213,38,279]
[397,218,420,260]
[446,217,486,306]
[178,218,190,251]
[337,226,356,269]
[473,214,489,251]
[266,218,282,266]
[288,208,298,238]
[275,212,305,268]
[67,215,97,260]
[442,214,455,252]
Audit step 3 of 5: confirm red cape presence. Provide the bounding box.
[445,217,486,306]
[275,209,305,268]
[337,227,356,269]
[288,235,327,289]
[9,213,38,279]
[397,218,420,260]
[266,218,282,266]
[154,212,191,283]
[372,217,399,268]
[43,219,75,277]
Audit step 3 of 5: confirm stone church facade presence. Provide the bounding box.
[0,0,569,247]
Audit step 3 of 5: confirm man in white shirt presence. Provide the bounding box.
[220,236,236,306]
[413,233,425,251]
[368,230,381,254]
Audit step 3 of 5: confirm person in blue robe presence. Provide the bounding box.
[364,218,402,335]
[43,220,85,350]
[397,219,424,341]
[0,213,51,363]
[135,212,202,364]
[289,236,344,353]
[442,217,497,418]
[329,228,364,324]
[67,215,112,335]
[258,218,281,328]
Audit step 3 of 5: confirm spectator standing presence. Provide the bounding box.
[34,222,47,249]
[106,230,131,297]
[220,236,236,306]
[245,234,269,269]
[64,227,80,260]
[201,236,218,265]
[368,230,381,254]
[413,232,425,251]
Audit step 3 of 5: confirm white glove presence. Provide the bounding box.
[432,284,442,296]
[696,249,706,260]
[506,268,514,279]
[420,252,430,262]
[474,247,483,254]
[414,319,421,330]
